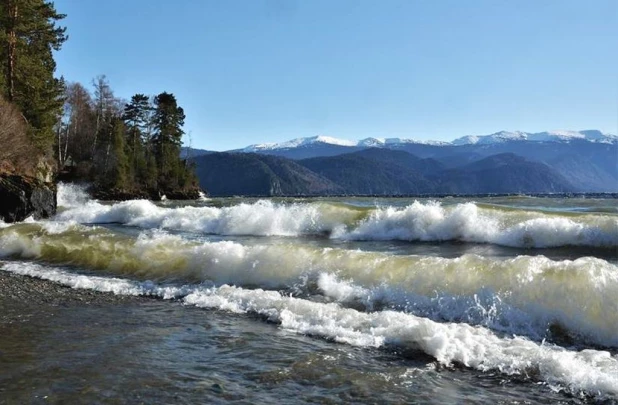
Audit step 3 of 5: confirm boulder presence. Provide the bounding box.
[0,175,57,222]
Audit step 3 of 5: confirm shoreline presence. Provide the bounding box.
[0,267,146,321]
[201,192,618,199]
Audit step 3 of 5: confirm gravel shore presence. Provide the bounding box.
[0,266,146,324]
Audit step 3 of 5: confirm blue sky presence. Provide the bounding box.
[54,0,617,151]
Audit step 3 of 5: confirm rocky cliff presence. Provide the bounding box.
[0,175,57,223]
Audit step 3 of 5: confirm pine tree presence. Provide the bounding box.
[0,0,67,150]
[106,117,128,190]
[151,92,185,190]
[122,94,151,185]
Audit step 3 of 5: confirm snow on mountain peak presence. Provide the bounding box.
[310,135,357,146]
[358,137,385,147]
[241,135,356,152]
[239,130,616,152]
[452,130,617,145]
[452,131,527,145]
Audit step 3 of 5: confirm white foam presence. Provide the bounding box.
[57,182,91,208]
[496,217,618,248]
[335,201,618,248]
[54,183,618,248]
[3,261,614,399]
[1,261,187,299]
[56,198,357,237]
[2,225,617,348]
[184,285,618,398]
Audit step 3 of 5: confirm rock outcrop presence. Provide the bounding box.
[0,175,57,222]
[89,186,203,201]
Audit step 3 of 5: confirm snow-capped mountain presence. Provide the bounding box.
[239,135,452,152]
[241,135,356,152]
[184,129,617,192]
[451,130,617,145]
[239,130,617,152]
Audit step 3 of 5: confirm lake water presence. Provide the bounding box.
[1,183,616,403]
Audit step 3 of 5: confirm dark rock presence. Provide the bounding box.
[89,186,203,201]
[90,187,153,201]
[163,189,202,200]
[0,175,57,222]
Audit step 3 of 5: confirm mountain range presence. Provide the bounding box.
[188,130,618,196]
[238,130,616,152]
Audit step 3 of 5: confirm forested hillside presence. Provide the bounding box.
[433,154,575,194]
[191,149,577,196]
[0,1,200,202]
[57,82,199,199]
[192,153,342,196]
[231,133,618,192]
[0,0,66,176]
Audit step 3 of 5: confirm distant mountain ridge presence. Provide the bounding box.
[192,148,578,196]
[238,130,617,153]
[192,153,342,196]
[185,129,617,194]
[207,129,616,192]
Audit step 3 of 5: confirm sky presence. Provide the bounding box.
[53,0,617,151]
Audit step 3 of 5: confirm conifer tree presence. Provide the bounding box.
[152,92,185,190]
[0,0,67,149]
[107,117,129,189]
[122,94,151,184]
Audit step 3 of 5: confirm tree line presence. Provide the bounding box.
[1,0,198,196]
[0,0,66,150]
[58,77,198,195]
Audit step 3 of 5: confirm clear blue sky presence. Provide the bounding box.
[54,0,617,151]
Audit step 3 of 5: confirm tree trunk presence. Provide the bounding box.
[63,126,69,165]
[92,113,100,160]
[57,123,62,165]
[5,0,18,102]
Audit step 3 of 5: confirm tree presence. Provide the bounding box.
[91,74,116,158]
[59,81,95,168]
[151,92,185,189]
[122,94,151,182]
[55,81,198,196]
[123,94,151,137]
[0,0,67,150]
[106,117,129,189]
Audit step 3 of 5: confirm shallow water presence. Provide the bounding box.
[0,184,617,403]
[0,272,601,404]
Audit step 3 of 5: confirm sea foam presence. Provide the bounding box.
[55,185,618,249]
[2,261,617,399]
[1,226,617,348]
[334,201,618,248]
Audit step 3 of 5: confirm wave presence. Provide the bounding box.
[56,198,365,237]
[2,261,617,400]
[56,182,91,208]
[333,201,618,248]
[1,225,617,348]
[54,185,618,249]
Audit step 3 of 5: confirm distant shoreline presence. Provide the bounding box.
[200,192,618,199]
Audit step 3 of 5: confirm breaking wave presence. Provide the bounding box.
[1,225,617,348]
[3,184,618,400]
[2,261,617,399]
[54,191,618,249]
